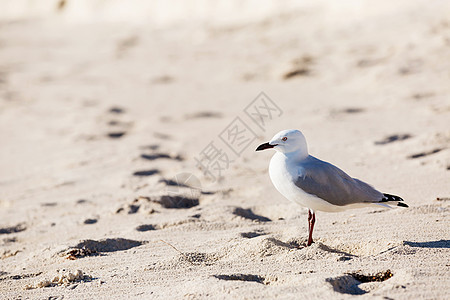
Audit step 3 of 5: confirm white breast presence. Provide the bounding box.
[268,152,345,212]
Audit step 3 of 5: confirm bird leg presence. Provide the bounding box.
[308,209,312,233]
[307,209,315,246]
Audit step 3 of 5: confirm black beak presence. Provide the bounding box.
[256,142,276,151]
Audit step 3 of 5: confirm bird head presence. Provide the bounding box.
[256,129,308,155]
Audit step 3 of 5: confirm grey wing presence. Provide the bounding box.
[295,157,383,206]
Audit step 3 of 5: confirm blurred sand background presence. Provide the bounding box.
[0,0,449,299]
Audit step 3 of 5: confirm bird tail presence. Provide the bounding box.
[379,193,409,208]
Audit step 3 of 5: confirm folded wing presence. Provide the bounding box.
[295,156,383,206]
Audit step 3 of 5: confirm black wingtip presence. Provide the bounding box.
[381,193,409,208]
[381,193,403,202]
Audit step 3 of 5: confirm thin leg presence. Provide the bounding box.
[307,209,315,246]
[308,210,312,233]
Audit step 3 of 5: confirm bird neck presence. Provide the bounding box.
[281,148,308,162]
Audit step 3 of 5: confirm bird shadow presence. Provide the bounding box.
[317,243,358,258]
[286,239,357,259]
[404,239,450,249]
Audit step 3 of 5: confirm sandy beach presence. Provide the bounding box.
[1,0,449,299]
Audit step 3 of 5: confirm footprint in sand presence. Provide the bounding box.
[153,132,172,139]
[374,134,412,145]
[141,153,184,161]
[340,107,365,114]
[1,249,21,259]
[132,169,160,176]
[240,230,267,239]
[105,106,133,139]
[410,92,435,100]
[116,194,199,215]
[329,107,365,119]
[0,272,42,281]
[157,195,199,209]
[40,202,57,207]
[282,55,315,80]
[108,106,125,114]
[107,132,126,138]
[407,148,443,159]
[115,201,147,214]
[151,75,174,84]
[138,139,184,162]
[0,223,26,235]
[135,224,157,232]
[213,274,268,284]
[140,144,160,151]
[83,218,98,225]
[62,238,146,260]
[184,111,223,120]
[232,207,271,222]
[2,236,18,245]
[326,270,394,295]
[115,35,139,59]
[398,59,423,75]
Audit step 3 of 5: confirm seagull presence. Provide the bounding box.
[256,129,408,246]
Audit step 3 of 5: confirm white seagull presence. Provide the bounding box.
[256,129,408,246]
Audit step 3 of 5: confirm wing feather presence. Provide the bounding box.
[295,156,383,206]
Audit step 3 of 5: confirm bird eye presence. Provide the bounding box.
[282,137,287,141]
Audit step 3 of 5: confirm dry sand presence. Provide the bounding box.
[1,0,449,299]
